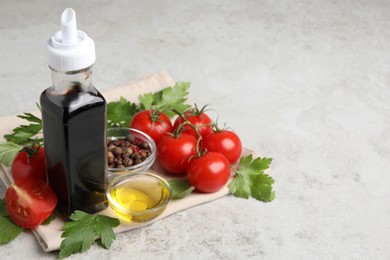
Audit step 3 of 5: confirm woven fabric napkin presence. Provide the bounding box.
[0,71,238,252]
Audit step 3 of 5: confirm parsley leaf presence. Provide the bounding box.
[250,174,275,202]
[107,97,139,128]
[0,142,22,166]
[228,174,252,199]
[0,199,24,245]
[59,211,120,258]
[95,215,119,249]
[4,112,43,145]
[0,216,23,245]
[138,93,154,110]
[138,82,191,117]
[168,179,195,199]
[229,154,275,202]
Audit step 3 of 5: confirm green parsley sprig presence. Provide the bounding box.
[107,97,139,128]
[229,154,275,202]
[4,112,43,145]
[139,82,191,117]
[59,211,120,258]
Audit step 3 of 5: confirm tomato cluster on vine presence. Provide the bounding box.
[130,105,242,193]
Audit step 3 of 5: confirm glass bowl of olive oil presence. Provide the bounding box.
[106,172,172,223]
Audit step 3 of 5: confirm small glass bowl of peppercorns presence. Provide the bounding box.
[106,128,156,177]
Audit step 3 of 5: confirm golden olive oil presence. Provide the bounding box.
[109,177,170,223]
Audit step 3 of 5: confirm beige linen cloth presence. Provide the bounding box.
[0,71,249,252]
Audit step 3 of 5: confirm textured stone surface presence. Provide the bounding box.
[1,0,390,259]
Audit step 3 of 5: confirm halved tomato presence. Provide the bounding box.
[6,179,57,228]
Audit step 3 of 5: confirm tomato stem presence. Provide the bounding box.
[210,119,230,133]
[148,110,160,124]
[172,108,205,156]
[190,104,211,116]
[172,121,186,137]
[21,140,41,160]
[148,110,171,134]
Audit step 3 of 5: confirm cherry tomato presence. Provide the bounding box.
[157,133,197,175]
[173,109,212,140]
[187,152,230,193]
[6,179,57,228]
[203,130,242,163]
[11,146,47,182]
[130,110,173,145]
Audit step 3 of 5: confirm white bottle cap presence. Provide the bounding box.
[45,8,96,71]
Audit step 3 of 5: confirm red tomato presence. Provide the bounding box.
[203,130,242,163]
[157,133,197,174]
[187,152,230,193]
[6,179,57,228]
[173,109,212,140]
[11,146,47,182]
[130,110,173,144]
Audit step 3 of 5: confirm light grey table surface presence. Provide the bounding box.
[1,0,389,259]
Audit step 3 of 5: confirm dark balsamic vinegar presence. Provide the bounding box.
[40,83,107,217]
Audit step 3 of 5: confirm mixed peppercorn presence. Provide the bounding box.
[107,133,151,169]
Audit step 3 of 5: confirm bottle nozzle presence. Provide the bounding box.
[61,8,77,44]
[46,7,96,71]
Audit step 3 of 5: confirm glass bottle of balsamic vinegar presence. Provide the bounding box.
[40,8,107,217]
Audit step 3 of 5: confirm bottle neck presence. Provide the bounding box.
[50,66,93,93]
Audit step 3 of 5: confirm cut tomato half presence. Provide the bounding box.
[6,179,57,228]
